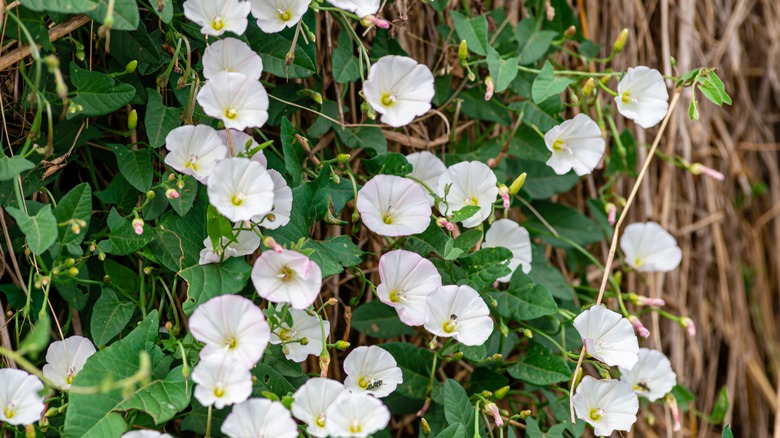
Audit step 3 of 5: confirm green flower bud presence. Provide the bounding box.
[125,60,138,74]
[494,385,510,400]
[458,40,468,61]
[508,172,527,195]
[128,109,138,130]
[582,78,596,97]
[612,29,629,54]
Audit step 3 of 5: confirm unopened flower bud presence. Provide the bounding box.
[421,418,431,436]
[458,40,468,61]
[319,351,330,377]
[485,402,503,427]
[498,184,510,209]
[467,71,476,81]
[168,173,176,181]
[628,315,650,338]
[25,424,36,438]
[544,0,555,20]
[508,172,527,195]
[564,25,576,38]
[522,328,533,338]
[299,337,309,346]
[68,267,79,277]
[484,76,495,101]
[263,236,284,253]
[132,218,144,235]
[680,317,696,336]
[490,353,502,362]
[612,29,629,54]
[144,266,153,275]
[334,340,350,350]
[428,337,438,350]
[126,109,138,131]
[494,385,510,400]
[519,410,532,419]
[361,15,390,29]
[65,258,76,267]
[665,394,682,431]
[606,202,617,225]
[327,297,338,306]
[125,60,138,74]
[98,252,106,261]
[71,222,81,235]
[448,352,464,362]
[285,51,295,66]
[582,78,596,97]
[165,188,179,199]
[628,293,666,308]
[146,190,155,199]
[690,163,725,181]
[435,217,456,232]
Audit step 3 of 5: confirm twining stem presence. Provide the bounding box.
[205,405,213,438]
[568,87,683,422]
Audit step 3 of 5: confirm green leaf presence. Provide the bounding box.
[723,425,734,438]
[144,88,181,148]
[84,0,140,30]
[515,19,558,65]
[688,96,700,121]
[108,144,153,193]
[115,365,191,423]
[168,176,198,216]
[454,229,482,251]
[68,63,136,118]
[442,239,464,260]
[406,221,449,258]
[0,155,35,181]
[302,235,365,278]
[149,206,205,272]
[98,208,155,255]
[53,183,92,245]
[351,301,416,338]
[90,288,136,347]
[252,363,296,397]
[709,72,731,105]
[508,342,570,385]
[451,11,488,56]
[709,386,729,424]
[486,270,558,321]
[698,81,723,106]
[381,343,435,400]
[19,314,50,356]
[443,379,476,431]
[335,124,387,154]
[532,62,573,104]
[64,312,162,438]
[206,205,235,249]
[486,47,519,93]
[333,31,361,84]
[363,153,412,176]
[449,205,481,223]
[520,160,579,199]
[522,201,604,248]
[266,167,330,244]
[246,26,316,79]
[152,0,173,22]
[6,204,58,255]
[460,247,512,290]
[281,118,305,187]
[528,245,573,301]
[20,0,98,13]
[180,257,253,315]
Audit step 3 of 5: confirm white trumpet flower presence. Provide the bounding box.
[615,66,669,128]
[198,228,262,265]
[183,0,251,37]
[0,369,45,425]
[192,355,253,409]
[164,125,227,182]
[42,336,96,389]
[573,305,639,369]
[222,398,298,438]
[291,378,349,437]
[202,37,264,80]
[424,285,493,346]
[376,249,442,326]
[437,161,498,228]
[216,129,268,166]
[253,169,292,230]
[207,157,275,222]
[249,0,310,34]
[544,113,605,176]
[406,151,446,205]
[363,56,435,127]
[197,71,269,130]
[343,346,403,398]
[251,249,322,309]
[482,219,532,282]
[573,377,639,436]
[325,391,391,438]
[356,175,431,237]
[326,0,380,18]
[620,222,682,272]
[619,348,677,402]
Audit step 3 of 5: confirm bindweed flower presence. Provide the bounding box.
[270,308,329,362]
[188,294,271,369]
[192,355,253,409]
[253,169,292,230]
[222,398,298,438]
[544,113,605,176]
[0,369,45,425]
[343,346,403,398]
[376,249,442,326]
[42,336,96,389]
[249,0,310,33]
[202,37,263,81]
[615,66,669,128]
[573,376,639,436]
[165,188,179,199]
[183,0,251,36]
[291,378,349,437]
[164,125,227,182]
[121,431,174,438]
[424,285,493,346]
[620,222,682,272]
[251,249,322,309]
[199,228,262,265]
[573,305,639,369]
[406,151,446,205]
[482,219,532,283]
[325,391,391,438]
[356,175,431,237]
[132,218,144,235]
[363,56,435,127]
[327,0,379,18]
[216,129,268,166]
[197,71,269,130]
[619,348,677,402]
[437,161,498,228]
[207,157,275,222]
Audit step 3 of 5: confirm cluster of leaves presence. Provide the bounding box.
[0,0,734,437]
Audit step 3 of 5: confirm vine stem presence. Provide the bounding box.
[568,87,683,422]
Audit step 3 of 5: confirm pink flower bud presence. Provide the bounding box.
[498,185,510,209]
[629,315,650,338]
[680,317,696,336]
[632,294,666,308]
[484,76,495,101]
[435,217,456,232]
[165,188,180,199]
[132,218,144,236]
[690,163,725,181]
[263,236,283,253]
[665,394,682,432]
[485,403,503,427]
[361,15,390,29]
[606,202,617,226]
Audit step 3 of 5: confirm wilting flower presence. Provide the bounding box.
[544,113,605,176]
[0,369,45,425]
[363,56,435,127]
[192,355,253,409]
[573,376,639,436]
[199,228,262,265]
[482,219,532,282]
[249,0,310,33]
[620,222,682,272]
[189,294,270,369]
[252,249,322,309]
[615,66,669,128]
[203,37,263,80]
[406,151,446,205]
[121,431,174,438]
[437,161,498,228]
[291,378,349,437]
[356,175,431,237]
[376,249,442,326]
[183,0,251,36]
[619,348,677,402]
[164,125,227,182]
[573,305,639,369]
[343,346,403,398]
[253,169,292,229]
[42,336,96,389]
[270,308,329,362]
[216,129,268,166]
[325,391,391,438]
[207,157,275,222]
[327,0,380,17]
[197,71,269,130]
[222,398,298,438]
[424,285,493,346]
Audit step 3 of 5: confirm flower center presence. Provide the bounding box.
[213,384,225,398]
[66,374,75,385]
[277,8,292,21]
[211,16,224,31]
[357,375,372,389]
[589,407,605,421]
[389,289,404,303]
[3,403,16,419]
[380,92,397,107]
[552,138,566,152]
[442,314,458,333]
[633,257,643,267]
[279,266,295,282]
[225,336,238,350]
[621,91,632,104]
[349,420,362,433]
[224,106,239,120]
[315,413,327,428]
[382,211,395,224]
[185,156,200,171]
[230,193,244,206]
[465,195,480,206]
[278,328,297,341]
